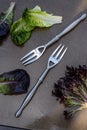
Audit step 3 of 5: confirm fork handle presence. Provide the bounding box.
[45,13,86,47]
[15,68,49,118]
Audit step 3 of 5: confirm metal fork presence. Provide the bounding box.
[15,44,68,118]
[20,13,86,65]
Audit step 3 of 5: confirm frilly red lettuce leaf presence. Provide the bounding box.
[52,65,87,119]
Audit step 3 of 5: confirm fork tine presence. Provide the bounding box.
[22,54,36,65]
[55,45,64,58]
[58,47,68,61]
[51,44,62,57]
[23,58,37,66]
[20,50,35,61]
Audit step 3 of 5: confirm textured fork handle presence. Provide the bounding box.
[45,13,86,47]
[15,68,49,118]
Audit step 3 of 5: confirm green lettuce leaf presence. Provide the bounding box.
[10,18,35,46]
[23,5,62,27]
[10,5,62,46]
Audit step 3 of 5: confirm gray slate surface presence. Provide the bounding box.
[0,0,87,130]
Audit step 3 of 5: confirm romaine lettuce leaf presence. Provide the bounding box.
[23,6,62,27]
[10,18,34,45]
[0,69,30,95]
[0,2,15,41]
[10,5,62,46]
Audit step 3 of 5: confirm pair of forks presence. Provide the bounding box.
[16,44,67,117]
[15,13,86,117]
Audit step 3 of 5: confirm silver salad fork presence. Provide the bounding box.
[20,13,86,65]
[16,44,68,118]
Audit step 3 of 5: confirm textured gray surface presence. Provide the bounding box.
[0,0,87,130]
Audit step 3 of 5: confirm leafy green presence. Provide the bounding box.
[23,6,62,27]
[0,2,15,41]
[10,5,62,46]
[0,69,30,95]
[52,65,87,119]
[10,18,34,46]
